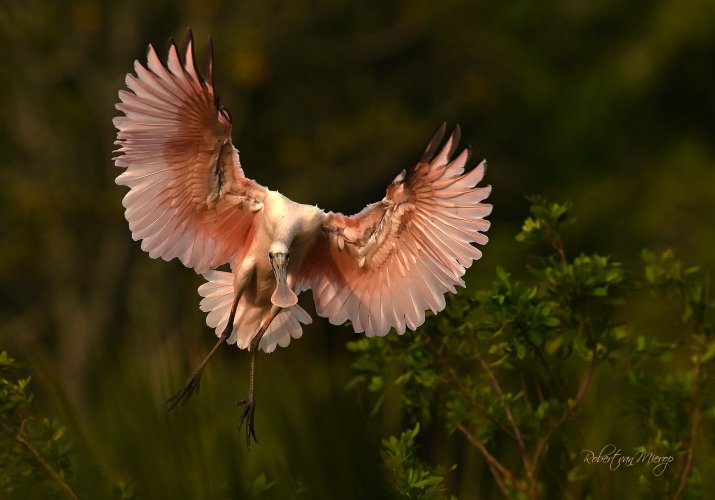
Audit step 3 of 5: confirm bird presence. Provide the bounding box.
[113,31,492,449]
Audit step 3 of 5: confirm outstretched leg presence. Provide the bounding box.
[238,305,280,451]
[166,292,242,411]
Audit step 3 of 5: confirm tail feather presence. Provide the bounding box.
[198,270,312,353]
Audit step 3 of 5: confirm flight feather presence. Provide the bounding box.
[298,124,492,337]
[113,32,266,273]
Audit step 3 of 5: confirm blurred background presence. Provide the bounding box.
[0,0,713,498]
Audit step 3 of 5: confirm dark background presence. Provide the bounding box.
[1,0,713,497]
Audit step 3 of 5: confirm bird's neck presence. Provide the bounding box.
[272,223,297,248]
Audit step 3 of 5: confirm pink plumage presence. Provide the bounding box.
[113,31,492,446]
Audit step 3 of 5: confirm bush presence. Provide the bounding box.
[347,198,714,499]
[0,351,77,499]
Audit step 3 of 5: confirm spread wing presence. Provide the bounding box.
[297,124,492,336]
[113,32,266,273]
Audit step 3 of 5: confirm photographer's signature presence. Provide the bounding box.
[580,444,674,477]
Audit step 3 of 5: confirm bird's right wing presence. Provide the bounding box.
[114,32,266,273]
[297,125,491,337]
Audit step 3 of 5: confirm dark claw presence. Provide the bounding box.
[237,398,258,451]
[166,369,203,411]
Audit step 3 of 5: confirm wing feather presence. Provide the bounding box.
[114,31,266,272]
[298,125,491,336]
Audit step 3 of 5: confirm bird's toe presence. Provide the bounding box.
[238,398,258,451]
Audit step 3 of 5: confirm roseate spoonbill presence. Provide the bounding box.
[113,32,492,449]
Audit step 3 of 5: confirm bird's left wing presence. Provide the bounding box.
[114,32,266,273]
[297,124,491,336]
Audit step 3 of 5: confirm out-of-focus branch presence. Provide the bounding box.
[2,420,78,500]
[672,353,702,500]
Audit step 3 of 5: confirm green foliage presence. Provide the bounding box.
[515,196,573,255]
[348,198,714,498]
[381,424,454,499]
[0,352,77,499]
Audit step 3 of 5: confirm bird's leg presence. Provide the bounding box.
[238,305,280,451]
[166,290,242,411]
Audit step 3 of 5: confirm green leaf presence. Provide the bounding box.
[368,376,384,392]
[527,330,543,345]
[394,372,413,385]
[51,426,65,442]
[250,473,275,496]
[543,317,561,327]
[701,341,715,364]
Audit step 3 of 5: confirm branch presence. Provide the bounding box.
[545,227,567,265]
[475,352,525,450]
[532,349,596,470]
[423,336,516,442]
[528,339,586,444]
[532,319,598,470]
[485,460,510,498]
[2,420,78,500]
[456,423,529,497]
[672,353,702,500]
[424,336,538,498]
[475,350,539,499]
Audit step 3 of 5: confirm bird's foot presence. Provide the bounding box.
[237,398,258,451]
[166,369,203,411]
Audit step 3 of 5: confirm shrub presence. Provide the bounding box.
[0,351,77,499]
[347,198,714,498]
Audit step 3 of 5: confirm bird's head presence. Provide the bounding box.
[268,241,289,260]
[268,241,297,308]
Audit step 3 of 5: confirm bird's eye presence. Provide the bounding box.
[268,252,274,259]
